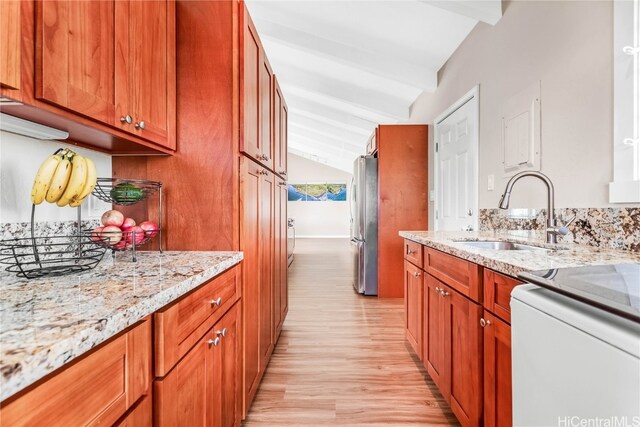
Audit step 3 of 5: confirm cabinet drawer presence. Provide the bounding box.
[0,318,151,427]
[404,239,423,268]
[425,248,482,302]
[154,266,240,376]
[483,269,522,324]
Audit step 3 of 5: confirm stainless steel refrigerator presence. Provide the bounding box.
[349,156,378,295]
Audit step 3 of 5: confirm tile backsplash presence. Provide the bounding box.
[479,208,640,252]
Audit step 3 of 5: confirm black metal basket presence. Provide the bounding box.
[0,235,107,279]
[88,228,158,251]
[92,178,162,206]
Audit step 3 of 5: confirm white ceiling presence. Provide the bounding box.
[246,0,502,172]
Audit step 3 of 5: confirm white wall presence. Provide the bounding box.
[0,131,112,223]
[408,0,639,228]
[287,153,352,237]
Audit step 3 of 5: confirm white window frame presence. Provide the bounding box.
[610,0,640,202]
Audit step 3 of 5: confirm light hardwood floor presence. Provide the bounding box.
[243,238,458,426]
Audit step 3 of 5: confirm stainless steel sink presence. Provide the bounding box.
[456,241,549,251]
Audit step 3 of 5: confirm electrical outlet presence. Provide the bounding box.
[488,174,495,191]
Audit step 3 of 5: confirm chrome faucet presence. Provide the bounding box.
[498,171,575,244]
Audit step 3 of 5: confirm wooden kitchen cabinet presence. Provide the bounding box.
[115,392,152,427]
[0,1,21,94]
[241,5,273,170]
[35,0,116,124]
[377,125,429,297]
[0,318,151,427]
[155,301,241,427]
[273,76,288,178]
[423,273,482,427]
[424,273,447,393]
[114,0,176,149]
[213,302,242,427]
[33,0,176,150]
[274,179,288,337]
[240,157,262,409]
[259,166,275,365]
[483,269,522,324]
[154,329,215,426]
[404,260,423,358]
[154,266,240,377]
[482,311,512,427]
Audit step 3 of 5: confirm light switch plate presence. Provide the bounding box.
[488,174,495,191]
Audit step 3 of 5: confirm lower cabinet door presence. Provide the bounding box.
[404,260,423,358]
[154,331,215,427]
[424,274,447,393]
[213,302,242,427]
[115,392,152,427]
[446,284,483,427]
[483,311,512,427]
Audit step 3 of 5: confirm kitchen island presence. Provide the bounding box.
[0,250,243,403]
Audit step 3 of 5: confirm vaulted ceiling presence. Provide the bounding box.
[246,0,502,172]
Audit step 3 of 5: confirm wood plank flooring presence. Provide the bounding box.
[243,238,458,426]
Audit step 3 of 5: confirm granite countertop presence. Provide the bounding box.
[399,230,640,277]
[0,250,243,401]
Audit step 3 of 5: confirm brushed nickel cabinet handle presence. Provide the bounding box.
[134,120,145,130]
[480,318,491,327]
[413,271,421,278]
[216,328,227,337]
[210,297,222,306]
[208,337,220,347]
[120,115,132,124]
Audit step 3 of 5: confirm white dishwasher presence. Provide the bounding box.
[513,264,640,427]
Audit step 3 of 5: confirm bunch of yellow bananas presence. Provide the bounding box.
[31,148,97,207]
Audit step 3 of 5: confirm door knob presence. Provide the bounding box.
[467,209,473,216]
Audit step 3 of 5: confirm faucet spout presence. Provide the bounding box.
[498,171,558,243]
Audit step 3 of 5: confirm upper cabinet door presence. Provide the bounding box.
[0,1,21,93]
[35,0,116,123]
[241,6,261,164]
[259,56,274,170]
[273,76,288,178]
[115,0,175,150]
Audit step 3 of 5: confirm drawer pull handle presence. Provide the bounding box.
[134,120,145,130]
[208,337,221,347]
[413,271,421,278]
[120,115,132,124]
[210,297,222,306]
[407,249,416,255]
[216,328,227,337]
[480,318,492,328]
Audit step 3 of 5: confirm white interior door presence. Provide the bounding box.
[435,88,479,231]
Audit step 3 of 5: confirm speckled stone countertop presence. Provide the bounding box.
[0,250,243,401]
[399,230,640,277]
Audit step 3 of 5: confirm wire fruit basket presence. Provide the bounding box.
[92,178,161,206]
[0,235,106,279]
[0,205,107,279]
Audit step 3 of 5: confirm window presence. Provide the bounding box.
[610,0,640,202]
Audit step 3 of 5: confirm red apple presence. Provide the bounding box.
[124,226,145,244]
[101,225,123,245]
[139,221,159,238]
[112,241,127,250]
[90,226,104,243]
[122,217,136,229]
[101,210,124,227]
